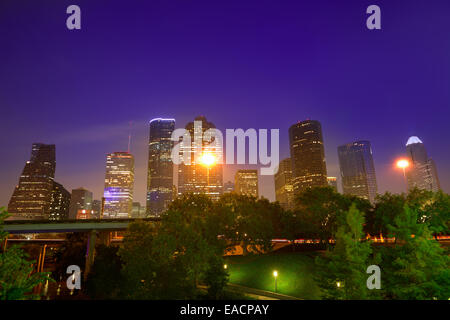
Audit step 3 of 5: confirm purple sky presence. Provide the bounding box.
[1,0,449,207]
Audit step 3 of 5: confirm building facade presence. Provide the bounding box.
[338,141,378,203]
[146,118,175,217]
[91,200,102,219]
[8,143,57,220]
[178,116,223,201]
[69,187,93,219]
[274,158,295,210]
[289,120,328,196]
[49,181,71,220]
[223,181,235,193]
[405,136,440,192]
[103,152,135,218]
[235,170,258,198]
[327,176,338,192]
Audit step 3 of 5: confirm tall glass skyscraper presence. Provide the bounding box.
[8,143,56,220]
[338,141,378,203]
[289,120,327,196]
[274,158,295,210]
[178,116,223,201]
[146,118,175,217]
[103,152,134,219]
[405,136,440,192]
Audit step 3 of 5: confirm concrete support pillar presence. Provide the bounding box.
[84,230,97,280]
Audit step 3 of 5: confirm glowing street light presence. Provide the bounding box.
[223,264,228,270]
[273,270,278,292]
[396,158,410,189]
[396,159,409,170]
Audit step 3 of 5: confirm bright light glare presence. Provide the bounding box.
[396,159,409,169]
[273,270,278,277]
[201,153,216,166]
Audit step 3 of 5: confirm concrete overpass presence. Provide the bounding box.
[2,218,160,234]
[2,218,161,278]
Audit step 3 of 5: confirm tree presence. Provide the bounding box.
[372,192,405,237]
[118,219,194,299]
[407,189,450,236]
[315,204,375,299]
[119,194,229,299]
[0,208,49,300]
[217,193,275,255]
[203,255,229,299]
[380,205,450,299]
[294,187,372,244]
[85,245,123,299]
[373,189,450,238]
[52,232,86,282]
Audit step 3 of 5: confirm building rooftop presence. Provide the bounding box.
[406,136,423,146]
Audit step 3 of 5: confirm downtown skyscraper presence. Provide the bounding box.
[146,118,175,217]
[274,158,295,210]
[103,152,135,218]
[68,187,93,219]
[178,116,223,201]
[48,181,71,221]
[8,143,57,220]
[405,136,440,192]
[338,141,378,203]
[289,120,328,196]
[235,170,258,198]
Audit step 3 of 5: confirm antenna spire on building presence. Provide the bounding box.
[127,121,133,153]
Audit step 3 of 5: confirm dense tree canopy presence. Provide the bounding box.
[0,208,49,300]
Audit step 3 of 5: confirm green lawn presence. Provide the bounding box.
[225,251,322,300]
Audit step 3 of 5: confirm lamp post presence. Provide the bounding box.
[396,159,410,190]
[273,270,278,293]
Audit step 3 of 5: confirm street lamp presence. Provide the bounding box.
[273,270,278,293]
[223,264,228,270]
[396,159,410,189]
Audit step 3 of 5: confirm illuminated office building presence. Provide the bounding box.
[235,170,258,198]
[223,181,235,193]
[69,187,93,219]
[103,152,135,218]
[132,202,142,218]
[289,120,327,196]
[49,181,71,220]
[146,118,175,217]
[274,158,295,210]
[91,200,102,219]
[76,209,94,220]
[8,143,56,220]
[405,136,440,192]
[338,141,378,203]
[327,177,338,192]
[178,116,223,201]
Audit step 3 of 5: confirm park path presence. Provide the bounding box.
[227,283,302,300]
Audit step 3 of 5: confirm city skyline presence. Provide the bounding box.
[4,121,445,213]
[1,0,450,207]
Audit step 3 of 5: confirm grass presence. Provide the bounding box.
[225,251,322,300]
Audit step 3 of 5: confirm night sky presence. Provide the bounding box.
[1,0,449,207]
